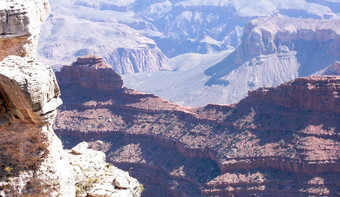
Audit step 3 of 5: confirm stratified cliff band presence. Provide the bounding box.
[55,55,340,196]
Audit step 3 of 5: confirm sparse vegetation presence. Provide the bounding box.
[105,163,113,168]
[4,166,13,175]
[139,183,144,193]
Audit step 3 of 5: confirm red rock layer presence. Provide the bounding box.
[55,55,123,91]
[54,57,340,196]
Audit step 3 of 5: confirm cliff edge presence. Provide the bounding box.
[0,0,141,196]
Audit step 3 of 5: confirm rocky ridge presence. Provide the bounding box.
[0,1,141,196]
[55,57,340,196]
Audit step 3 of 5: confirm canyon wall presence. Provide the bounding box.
[55,56,340,196]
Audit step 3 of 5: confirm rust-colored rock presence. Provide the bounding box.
[56,55,123,91]
[55,58,340,196]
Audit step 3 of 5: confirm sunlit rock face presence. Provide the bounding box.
[0,1,142,196]
[68,142,142,197]
[0,0,50,61]
[0,56,75,196]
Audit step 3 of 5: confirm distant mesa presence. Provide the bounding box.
[56,55,123,91]
[72,55,108,68]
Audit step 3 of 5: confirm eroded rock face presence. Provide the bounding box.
[0,0,50,62]
[0,56,74,196]
[54,59,340,196]
[56,55,123,91]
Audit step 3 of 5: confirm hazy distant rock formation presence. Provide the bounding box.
[123,17,340,106]
[0,0,50,62]
[54,58,340,196]
[203,17,340,103]
[38,0,340,73]
[38,0,168,74]
[321,61,340,75]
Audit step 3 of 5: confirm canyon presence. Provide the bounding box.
[38,0,340,74]
[123,17,340,106]
[55,55,340,196]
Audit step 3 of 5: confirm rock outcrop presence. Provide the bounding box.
[54,58,340,196]
[0,0,50,62]
[68,142,141,197]
[0,56,75,196]
[0,0,141,196]
[57,55,123,91]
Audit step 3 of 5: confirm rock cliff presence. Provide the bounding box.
[55,57,340,196]
[0,56,74,196]
[0,0,141,196]
[0,0,50,62]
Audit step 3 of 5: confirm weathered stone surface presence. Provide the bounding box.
[247,76,340,113]
[68,142,141,197]
[0,1,141,196]
[0,56,75,196]
[0,0,50,62]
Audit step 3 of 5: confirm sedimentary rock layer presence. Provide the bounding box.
[55,58,340,196]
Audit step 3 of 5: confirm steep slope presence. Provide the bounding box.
[123,17,340,106]
[55,56,340,196]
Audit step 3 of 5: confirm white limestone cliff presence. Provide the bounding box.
[0,0,142,196]
[0,55,75,196]
[0,0,50,62]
